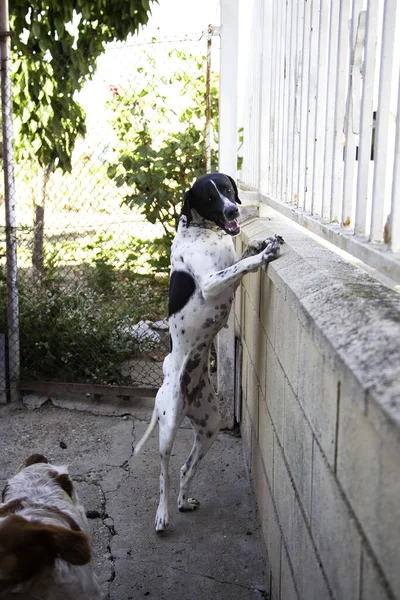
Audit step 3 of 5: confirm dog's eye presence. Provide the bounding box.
[208,197,212,202]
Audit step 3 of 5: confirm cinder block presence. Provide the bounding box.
[266,492,281,600]
[265,341,285,443]
[243,267,262,311]
[297,327,338,467]
[273,442,295,548]
[337,391,400,596]
[311,442,361,600]
[241,401,253,470]
[251,437,281,600]
[234,285,242,337]
[274,444,329,600]
[258,394,275,489]
[252,444,281,600]
[255,327,268,401]
[283,381,313,519]
[290,495,331,600]
[260,273,277,346]
[360,550,391,600]
[246,360,259,436]
[244,288,262,371]
[275,293,301,395]
[280,546,299,600]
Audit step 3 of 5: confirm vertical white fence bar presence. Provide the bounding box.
[291,0,304,206]
[341,1,364,229]
[370,0,398,243]
[269,0,278,196]
[297,0,311,209]
[280,0,290,203]
[218,0,239,428]
[205,25,213,174]
[355,0,379,237]
[311,0,330,216]
[331,0,351,224]
[285,0,298,204]
[273,0,283,198]
[259,0,273,196]
[322,0,341,221]
[304,0,320,213]
[254,0,263,189]
[390,66,400,252]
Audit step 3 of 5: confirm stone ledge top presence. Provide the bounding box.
[239,209,400,454]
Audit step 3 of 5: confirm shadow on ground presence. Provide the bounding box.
[0,400,268,600]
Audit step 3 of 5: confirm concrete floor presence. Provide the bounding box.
[0,397,268,600]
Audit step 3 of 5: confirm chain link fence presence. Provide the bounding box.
[0,30,219,399]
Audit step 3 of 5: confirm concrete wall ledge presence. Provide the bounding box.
[240,209,400,455]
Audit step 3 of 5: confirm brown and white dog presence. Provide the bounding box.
[0,454,103,600]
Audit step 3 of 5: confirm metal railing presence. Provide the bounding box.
[237,0,400,283]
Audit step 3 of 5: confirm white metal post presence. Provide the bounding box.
[370,0,398,242]
[355,0,379,237]
[218,0,239,428]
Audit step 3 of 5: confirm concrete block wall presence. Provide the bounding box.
[235,209,400,600]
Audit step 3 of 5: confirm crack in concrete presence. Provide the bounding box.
[169,565,267,595]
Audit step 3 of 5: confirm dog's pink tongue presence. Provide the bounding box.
[226,220,238,231]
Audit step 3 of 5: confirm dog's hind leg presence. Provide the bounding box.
[178,378,221,512]
[154,382,186,533]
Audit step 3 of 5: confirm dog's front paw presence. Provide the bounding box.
[261,234,284,263]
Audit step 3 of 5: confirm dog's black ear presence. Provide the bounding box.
[227,175,241,204]
[181,190,193,225]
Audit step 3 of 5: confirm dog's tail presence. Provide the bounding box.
[133,406,158,456]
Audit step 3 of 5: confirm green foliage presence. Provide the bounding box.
[106,47,219,269]
[10,0,156,171]
[0,236,169,384]
[17,274,168,384]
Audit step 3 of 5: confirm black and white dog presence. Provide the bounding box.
[134,172,283,532]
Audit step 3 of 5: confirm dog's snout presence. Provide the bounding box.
[225,206,239,220]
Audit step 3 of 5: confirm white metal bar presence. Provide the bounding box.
[311,0,330,217]
[259,0,273,196]
[304,0,320,213]
[322,0,341,221]
[297,0,312,210]
[205,25,213,174]
[330,0,351,224]
[290,0,303,206]
[389,63,400,252]
[355,0,379,237]
[341,1,364,229]
[292,0,306,207]
[280,0,291,203]
[285,0,298,204]
[273,0,283,199]
[251,0,263,189]
[217,0,239,427]
[219,0,239,177]
[269,0,278,197]
[370,0,398,242]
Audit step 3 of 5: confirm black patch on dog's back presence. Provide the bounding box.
[168,271,196,317]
